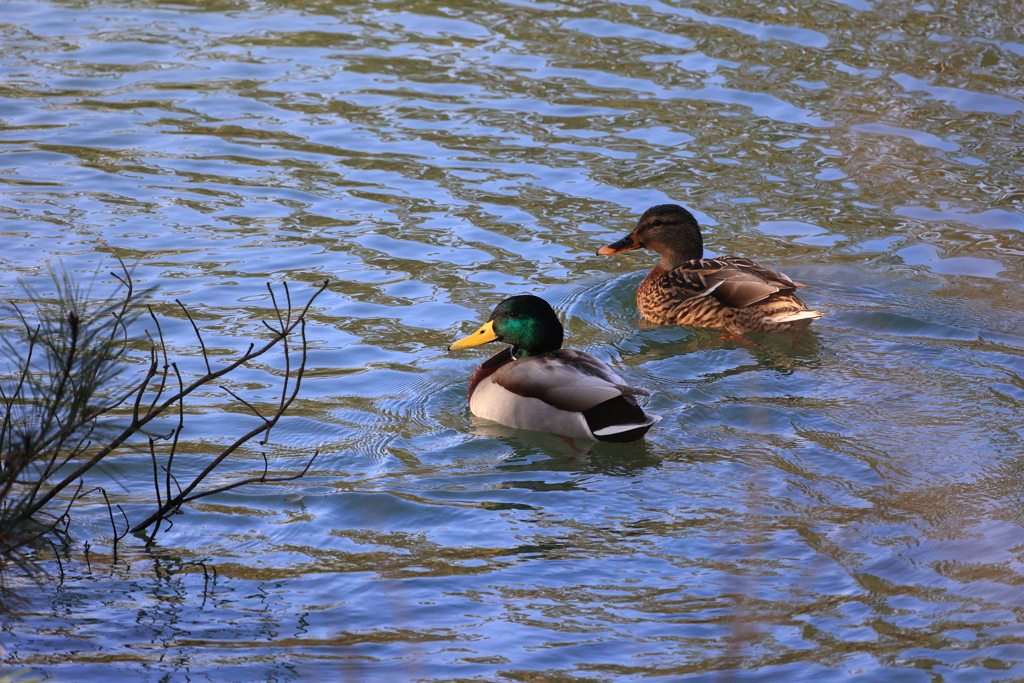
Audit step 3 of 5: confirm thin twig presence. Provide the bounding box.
[219,386,268,422]
[266,282,285,329]
[165,362,186,505]
[162,465,183,497]
[179,450,319,504]
[97,240,134,349]
[148,438,163,511]
[143,306,171,418]
[46,538,64,583]
[98,487,128,563]
[177,299,212,375]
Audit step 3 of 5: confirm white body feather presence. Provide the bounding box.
[470,379,597,440]
[468,351,660,441]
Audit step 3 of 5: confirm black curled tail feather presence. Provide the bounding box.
[582,395,655,443]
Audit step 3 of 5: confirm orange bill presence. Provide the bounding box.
[597,232,641,255]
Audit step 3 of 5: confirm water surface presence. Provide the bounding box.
[1,0,1023,680]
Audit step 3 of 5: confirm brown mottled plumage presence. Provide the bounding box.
[598,205,822,334]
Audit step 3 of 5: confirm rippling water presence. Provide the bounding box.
[2,0,1024,680]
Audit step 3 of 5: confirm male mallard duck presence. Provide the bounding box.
[598,204,822,334]
[448,295,660,443]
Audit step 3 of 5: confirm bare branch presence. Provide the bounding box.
[46,538,64,583]
[143,308,171,417]
[219,385,269,423]
[179,450,318,506]
[165,363,185,505]
[266,282,285,330]
[98,487,129,562]
[3,275,329,563]
[97,239,134,349]
[17,278,328,522]
[148,438,162,511]
[176,299,212,375]
[163,466,182,497]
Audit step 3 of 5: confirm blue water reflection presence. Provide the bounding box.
[1,0,1023,680]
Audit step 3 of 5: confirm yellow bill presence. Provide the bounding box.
[448,320,498,350]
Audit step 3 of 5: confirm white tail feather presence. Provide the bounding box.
[768,310,822,323]
[593,414,662,436]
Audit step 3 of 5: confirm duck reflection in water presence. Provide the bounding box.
[469,419,664,474]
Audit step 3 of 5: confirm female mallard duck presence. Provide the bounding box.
[448,295,660,443]
[598,204,822,334]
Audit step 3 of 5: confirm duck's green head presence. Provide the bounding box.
[448,295,564,358]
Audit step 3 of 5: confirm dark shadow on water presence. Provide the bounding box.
[742,329,827,374]
[470,421,665,477]
[619,324,827,383]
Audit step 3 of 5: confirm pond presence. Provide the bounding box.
[1,0,1023,680]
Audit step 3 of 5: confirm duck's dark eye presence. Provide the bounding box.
[508,311,518,318]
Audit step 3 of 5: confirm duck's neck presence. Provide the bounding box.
[512,341,559,359]
[658,249,701,271]
[654,226,704,270]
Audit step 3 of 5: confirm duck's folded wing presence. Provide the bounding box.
[662,257,800,309]
[491,350,648,413]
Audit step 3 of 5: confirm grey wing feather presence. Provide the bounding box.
[491,349,648,413]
